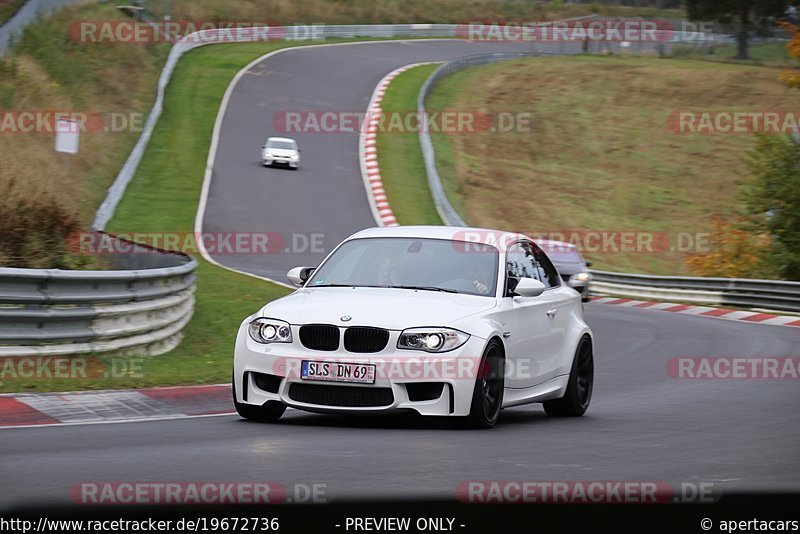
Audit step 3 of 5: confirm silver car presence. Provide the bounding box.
[262,137,300,169]
[539,240,592,302]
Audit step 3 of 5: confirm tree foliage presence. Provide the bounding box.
[779,20,800,87]
[685,217,768,278]
[740,135,800,280]
[686,0,788,59]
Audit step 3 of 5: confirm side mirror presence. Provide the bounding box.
[513,277,546,298]
[585,260,593,268]
[287,266,315,287]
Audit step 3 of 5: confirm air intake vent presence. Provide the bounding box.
[405,382,445,402]
[299,324,339,351]
[289,383,393,407]
[253,372,281,394]
[344,326,390,353]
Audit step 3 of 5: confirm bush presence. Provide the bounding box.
[740,135,800,280]
[0,179,85,269]
[684,216,769,278]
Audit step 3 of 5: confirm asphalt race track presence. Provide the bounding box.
[202,39,547,280]
[2,306,799,505]
[2,40,799,507]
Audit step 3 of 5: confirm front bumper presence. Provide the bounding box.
[233,323,488,417]
[263,156,298,168]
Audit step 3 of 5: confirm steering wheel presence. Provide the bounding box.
[441,278,487,294]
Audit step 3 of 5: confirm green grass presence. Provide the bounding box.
[376,64,442,225]
[412,55,799,275]
[673,41,793,66]
[0,0,25,25]
[103,43,313,391]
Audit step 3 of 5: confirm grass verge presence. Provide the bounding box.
[376,64,442,226]
[384,53,798,275]
[5,37,466,393]
[3,41,362,393]
[0,0,25,25]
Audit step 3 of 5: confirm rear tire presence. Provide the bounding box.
[543,336,593,417]
[465,340,505,429]
[232,373,286,422]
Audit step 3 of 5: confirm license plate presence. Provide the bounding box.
[301,361,376,384]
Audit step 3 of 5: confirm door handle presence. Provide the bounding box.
[546,308,558,318]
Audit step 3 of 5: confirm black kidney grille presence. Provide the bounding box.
[344,326,390,353]
[299,324,339,351]
[289,383,393,407]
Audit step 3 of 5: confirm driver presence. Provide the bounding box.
[467,260,493,295]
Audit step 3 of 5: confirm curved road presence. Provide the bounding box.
[202,39,548,280]
[2,40,799,507]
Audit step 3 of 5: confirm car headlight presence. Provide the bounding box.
[397,328,469,353]
[248,318,292,344]
[290,154,298,160]
[570,272,591,282]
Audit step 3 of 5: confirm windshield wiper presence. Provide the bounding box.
[311,284,389,288]
[312,284,458,293]
[388,285,458,293]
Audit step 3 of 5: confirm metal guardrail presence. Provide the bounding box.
[0,232,197,356]
[590,271,800,313]
[0,0,95,55]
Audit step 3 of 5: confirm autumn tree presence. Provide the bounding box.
[779,20,800,87]
[685,217,768,278]
[740,135,800,280]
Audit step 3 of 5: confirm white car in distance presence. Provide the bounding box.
[232,226,594,428]
[262,137,299,169]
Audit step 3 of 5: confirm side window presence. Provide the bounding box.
[506,242,540,283]
[529,242,561,288]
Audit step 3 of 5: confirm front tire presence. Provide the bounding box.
[232,373,286,422]
[465,340,505,429]
[543,336,593,417]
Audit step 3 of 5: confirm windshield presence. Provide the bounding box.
[540,245,583,264]
[267,140,296,150]
[307,237,499,296]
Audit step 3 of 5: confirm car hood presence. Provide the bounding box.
[259,287,496,330]
[265,148,296,157]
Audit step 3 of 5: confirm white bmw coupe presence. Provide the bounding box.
[232,226,594,428]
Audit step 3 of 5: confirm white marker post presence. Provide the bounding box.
[55,118,80,180]
[55,119,80,155]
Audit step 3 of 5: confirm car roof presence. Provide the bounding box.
[347,225,577,251]
[266,137,297,143]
